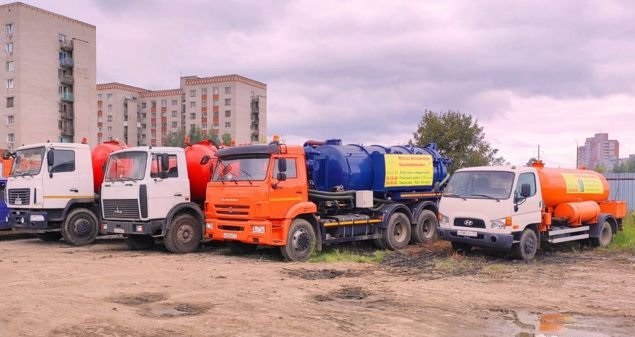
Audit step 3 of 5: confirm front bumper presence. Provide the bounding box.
[103,219,165,236]
[438,227,516,250]
[206,219,285,246]
[9,209,56,233]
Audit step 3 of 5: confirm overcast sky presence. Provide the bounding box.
[25,0,635,167]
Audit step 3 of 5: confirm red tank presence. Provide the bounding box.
[185,139,218,202]
[91,140,128,193]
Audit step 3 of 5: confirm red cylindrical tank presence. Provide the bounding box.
[91,140,128,192]
[185,139,218,202]
[554,201,601,226]
[532,161,609,209]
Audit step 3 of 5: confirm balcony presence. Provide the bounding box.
[59,58,74,68]
[59,39,73,51]
[59,74,74,85]
[60,92,74,102]
[61,124,74,137]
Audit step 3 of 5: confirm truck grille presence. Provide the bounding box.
[454,217,486,228]
[8,189,30,205]
[103,199,140,219]
[215,204,249,218]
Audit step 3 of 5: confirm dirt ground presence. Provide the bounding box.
[0,234,634,337]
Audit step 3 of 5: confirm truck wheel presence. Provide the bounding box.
[62,208,98,246]
[125,235,155,250]
[228,242,258,255]
[513,228,538,260]
[381,212,411,250]
[451,242,472,253]
[36,232,62,242]
[411,210,438,243]
[592,221,613,247]
[280,219,316,262]
[164,214,201,254]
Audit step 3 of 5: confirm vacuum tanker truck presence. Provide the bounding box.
[101,139,218,252]
[204,138,451,261]
[438,160,626,260]
[5,140,127,244]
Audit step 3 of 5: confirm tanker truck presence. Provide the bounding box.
[437,160,626,260]
[204,138,451,261]
[5,140,127,244]
[100,139,218,252]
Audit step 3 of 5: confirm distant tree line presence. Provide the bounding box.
[165,126,232,148]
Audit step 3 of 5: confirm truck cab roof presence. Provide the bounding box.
[15,143,89,151]
[111,146,185,155]
[215,144,304,158]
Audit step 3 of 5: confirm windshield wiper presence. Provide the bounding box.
[239,169,254,185]
[443,193,466,200]
[469,194,500,202]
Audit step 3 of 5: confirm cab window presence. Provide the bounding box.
[150,154,178,178]
[516,172,537,197]
[48,149,75,173]
[272,158,297,179]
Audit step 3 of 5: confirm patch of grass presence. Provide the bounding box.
[609,214,635,251]
[309,248,385,264]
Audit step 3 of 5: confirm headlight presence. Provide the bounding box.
[439,213,450,228]
[30,214,45,222]
[205,223,213,230]
[252,225,265,234]
[490,218,506,229]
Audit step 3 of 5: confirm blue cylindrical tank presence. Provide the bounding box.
[304,139,451,197]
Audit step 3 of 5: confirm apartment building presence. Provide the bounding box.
[577,133,619,169]
[0,2,96,149]
[97,74,267,146]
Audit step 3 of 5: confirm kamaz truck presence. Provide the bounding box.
[204,139,451,261]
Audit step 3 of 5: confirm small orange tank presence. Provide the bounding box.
[554,201,601,226]
[532,161,609,209]
[92,140,128,193]
[184,139,218,203]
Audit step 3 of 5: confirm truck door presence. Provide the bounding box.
[513,172,542,226]
[43,148,90,208]
[147,153,188,219]
[269,156,305,220]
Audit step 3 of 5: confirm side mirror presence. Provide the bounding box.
[200,155,210,165]
[47,150,55,167]
[277,158,287,173]
[0,181,5,191]
[277,172,287,181]
[160,154,170,172]
[520,183,531,198]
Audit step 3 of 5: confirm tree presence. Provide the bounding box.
[594,162,606,174]
[165,126,206,147]
[221,133,232,146]
[411,110,505,173]
[613,157,635,173]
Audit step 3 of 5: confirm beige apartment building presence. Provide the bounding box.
[97,74,267,146]
[0,2,96,150]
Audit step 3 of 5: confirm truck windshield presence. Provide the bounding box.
[105,151,147,182]
[213,156,269,182]
[10,147,44,177]
[444,171,514,200]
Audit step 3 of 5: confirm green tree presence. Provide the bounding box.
[411,110,505,173]
[594,162,606,174]
[222,133,232,146]
[613,157,635,173]
[165,126,206,147]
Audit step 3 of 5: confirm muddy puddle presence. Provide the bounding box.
[487,309,629,337]
[141,302,208,318]
[285,268,363,280]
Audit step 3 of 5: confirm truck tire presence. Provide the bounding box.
[381,212,411,250]
[36,232,62,242]
[451,242,472,253]
[280,219,316,262]
[62,208,98,246]
[411,209,438,243]
[591,221,613,247]
[125,235,155,250]
[164,213,201,254]
[228,242,257,255]
[513,228,538,260]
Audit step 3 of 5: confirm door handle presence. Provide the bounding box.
[174,193,183,197]
[69,188,78,193]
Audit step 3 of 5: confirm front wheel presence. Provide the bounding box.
[411,210,438,243]
[36,232,62,242]
[591,221,613,247]
[126,235,155,250]
[280,219,316,262]
[62,208,99,246]
[381,212,411,250]
[513,228,538,260]
[164,214,201,253]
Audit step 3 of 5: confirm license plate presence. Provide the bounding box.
[457,230,478,237]
[223,232,237,239]
[113,228,125,234]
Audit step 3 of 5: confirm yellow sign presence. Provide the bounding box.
[561,173,604,194]
[384,154,433,187]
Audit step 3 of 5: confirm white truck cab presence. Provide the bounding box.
[7,143,100,244]
[101,147,204,253]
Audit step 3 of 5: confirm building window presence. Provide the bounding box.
[97,93,102,100]
[190,113,196,119]
[7,115,14,125]
[4,42,13,54]
[5,23,14,35]
[7,133,14,143]
[251,90,256,97]
[141,102,146,108]
[107,115,113,122]
[224,98,231,106]
[201,100,207,107]
[151,101,156,108]
[6,61,14,72]
[107,104,112,111]
[213,87,219,95]
[58,33,66,42]
[224,86,231,94]
[225,110,231,118]
[5,79,13,89]
[225,122,231,128]
[201,88,207,95]
[107,126,112,133]
[213,111,219,119]
[161,99,167,107]
[190,90,196,97]
[6,96,14,107]
[213,99,219,106]
[171,99,177,106]
[201,124,207,130]
[171,110,177,117]
[107,93,112,99]
[171,121,177,128]
[190,101,196,108]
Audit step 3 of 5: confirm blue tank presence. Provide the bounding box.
[304,139,451,198]
[0,178,9,230]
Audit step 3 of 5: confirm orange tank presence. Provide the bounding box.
[92,140,128,192]
[554,201,601,226]
[1,150,12,177]
[532,161,609,209]
[184,139,218,202]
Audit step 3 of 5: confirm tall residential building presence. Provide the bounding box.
[577,133,619,169]
[97,74,267,146]
[0,2,96,149]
